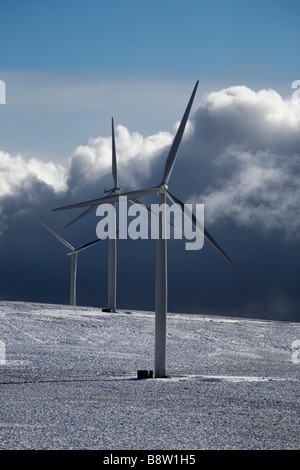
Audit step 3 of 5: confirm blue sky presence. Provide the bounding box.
[1,0,299,161]
[1,0,299,81]
[1,1,300,321]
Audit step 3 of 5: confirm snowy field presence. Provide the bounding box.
[0,300,299,451]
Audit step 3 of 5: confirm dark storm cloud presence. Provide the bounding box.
[0,85,299,321]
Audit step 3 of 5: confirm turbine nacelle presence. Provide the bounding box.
[104,187,122,196]
[66,250,75,256]
[66,249,81,256]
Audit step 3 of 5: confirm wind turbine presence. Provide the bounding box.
[64,118,121,313]
[38,219,102,306]
[64,118,154,313]
[53,81,238,377]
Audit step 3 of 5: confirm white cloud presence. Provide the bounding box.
[197,149,300,235]
[194,85,300,156]
[189,86,300,238]
[68,125,172,189]
[0,151,67,198]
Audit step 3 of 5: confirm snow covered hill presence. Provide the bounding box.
[0,300,299,450]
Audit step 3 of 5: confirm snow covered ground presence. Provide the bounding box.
[0,300,299,450]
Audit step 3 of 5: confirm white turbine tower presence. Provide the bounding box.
[38,220,102,306]
[53,81,238,377]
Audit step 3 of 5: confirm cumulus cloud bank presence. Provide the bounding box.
[68,125,172,191]
[1,84,299,241]
[0,126,172,227]
[189,85,300,238]
[1,84,300,319]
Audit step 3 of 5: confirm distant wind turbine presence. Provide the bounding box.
[64,118,154,313]
[64,118,121,312]
[53,81,239,377]
[38,219,102,306]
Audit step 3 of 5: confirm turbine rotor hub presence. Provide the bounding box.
[158,183,168,194]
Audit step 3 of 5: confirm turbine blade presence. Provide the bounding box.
[112,117,118,188]
[72,238,104,254]
[130,198,174,227]
[202,227,239,271]
[66,187,124,227]
[166,191,204,232]
[166,191,239,272]
[130,198,153,215]
[162,81,199,185]
[38,219,75,251]
[53,187,158,211]
[65,206,96,227]
[67,231,120,256]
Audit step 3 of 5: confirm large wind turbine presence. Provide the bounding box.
[38,220,102,306]
[53,81,238,377]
